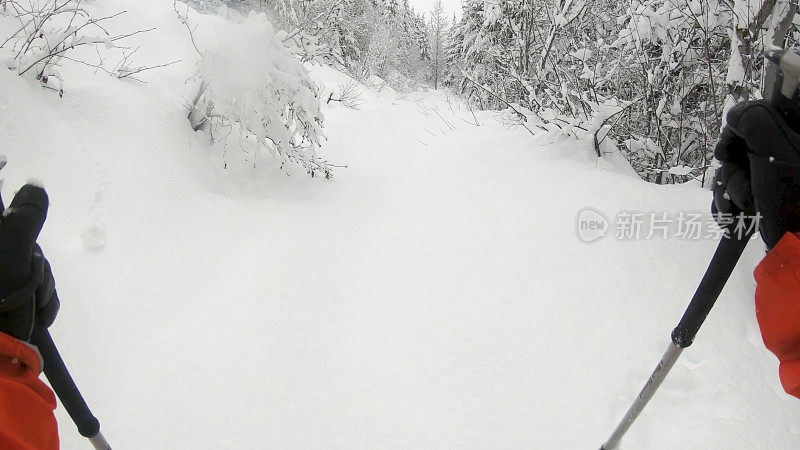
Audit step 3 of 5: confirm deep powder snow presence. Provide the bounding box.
[0,1,799,448]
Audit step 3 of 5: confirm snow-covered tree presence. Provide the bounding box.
[178,4,332,178]
[427,0,448,89]
[224,0,430,90]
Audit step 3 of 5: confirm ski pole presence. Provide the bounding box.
[30,326,112,450]
[600,227,753,450]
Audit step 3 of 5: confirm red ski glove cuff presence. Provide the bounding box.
[0,331,58,449]
[754,232,800,399]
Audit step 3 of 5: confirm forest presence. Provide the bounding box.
[219,0,799,184]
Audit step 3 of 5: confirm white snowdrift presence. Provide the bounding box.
[0,1,798,449]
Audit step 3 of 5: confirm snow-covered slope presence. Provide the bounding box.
[0,1,798,448]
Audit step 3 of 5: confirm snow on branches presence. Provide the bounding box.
[0,0,157,95]
[177,2,332,179]
[447,0,800,184]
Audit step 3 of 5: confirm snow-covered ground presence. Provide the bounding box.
[1,1,799,448]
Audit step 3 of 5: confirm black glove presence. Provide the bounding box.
[713,100,800,249]
[0,184,59,341]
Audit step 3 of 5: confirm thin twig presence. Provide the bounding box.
[118,59,181,79]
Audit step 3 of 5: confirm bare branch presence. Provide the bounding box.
[461,70,539,136]
[174,0,204,59]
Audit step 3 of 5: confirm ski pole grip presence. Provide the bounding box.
[671,230,753,347]
[30,326,101,438]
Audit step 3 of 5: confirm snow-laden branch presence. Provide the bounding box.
[0,0,162,94]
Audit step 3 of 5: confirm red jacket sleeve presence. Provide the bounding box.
[754,232,800,399]
[0,332,58,449]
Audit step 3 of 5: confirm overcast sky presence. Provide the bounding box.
[408,0,462,19]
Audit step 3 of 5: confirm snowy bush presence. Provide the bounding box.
[446,0,800,184]
[608,0,733,183]
[0,0,154,95]
[326,80,363,109]
[177,3,331,178]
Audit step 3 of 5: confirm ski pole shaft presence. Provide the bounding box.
[600,230,752,450]
[601,342,683,450]
[30,326,112,450]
